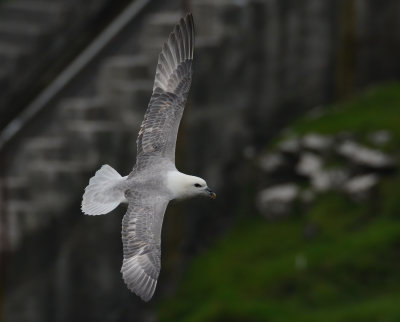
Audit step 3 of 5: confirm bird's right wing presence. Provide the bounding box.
[120,190,169,301]
[134,13,194,170]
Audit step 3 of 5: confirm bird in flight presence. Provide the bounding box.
[81,13,215,301]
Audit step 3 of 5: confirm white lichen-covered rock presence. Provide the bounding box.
[296,153,323,177]
[258,130,395,212]
[258,153,286,173]
[302,133,333,152]
[337,140,395,170]
[311,169,348,192]
[257,184,299,219]
[344,174,380,200]
[278,138,301,154]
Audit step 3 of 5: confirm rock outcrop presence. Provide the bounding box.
[256,132,396,218]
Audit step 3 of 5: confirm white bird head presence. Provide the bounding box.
[167,171,216,200]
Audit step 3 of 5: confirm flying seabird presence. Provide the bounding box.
[81,13,215,302]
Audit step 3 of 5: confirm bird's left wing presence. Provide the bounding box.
[134,13,194,170]
[120,190,169,301]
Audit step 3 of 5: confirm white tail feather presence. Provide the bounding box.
[82,165,127,216]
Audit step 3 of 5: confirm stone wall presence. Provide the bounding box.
[0,0,130,129]
[1,0,400,321]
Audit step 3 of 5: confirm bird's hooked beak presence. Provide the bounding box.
[205,187,216,199]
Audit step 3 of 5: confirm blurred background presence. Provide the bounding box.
[1,0,400,321]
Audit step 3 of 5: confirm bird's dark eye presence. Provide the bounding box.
[194,183,202,188]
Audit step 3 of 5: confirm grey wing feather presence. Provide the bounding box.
[120,191,169,302]
[153,13,194,93]
[135,13,194,169]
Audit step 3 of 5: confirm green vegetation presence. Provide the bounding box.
[158,84,400,321]
[292,83,400,152]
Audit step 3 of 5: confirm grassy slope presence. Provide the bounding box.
[158,84,400,322]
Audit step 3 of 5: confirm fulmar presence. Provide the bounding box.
[81,13,216,301]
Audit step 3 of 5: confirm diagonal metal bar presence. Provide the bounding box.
[0,0,151,150]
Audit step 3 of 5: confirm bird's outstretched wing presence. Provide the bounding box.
[135,13,194,170]
[121,190,169,301]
